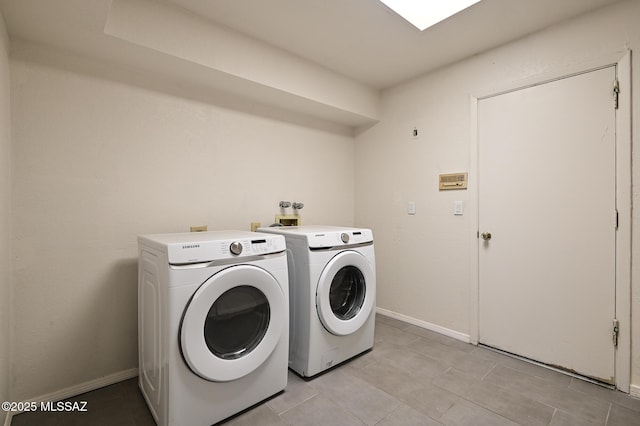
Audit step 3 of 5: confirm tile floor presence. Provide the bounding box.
[11,315,640,425]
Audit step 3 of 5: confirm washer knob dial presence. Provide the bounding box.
[340,233,350,243]
[229,241,243,255]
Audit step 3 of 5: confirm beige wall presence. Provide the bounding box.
[0,6,11,413]
[355,0,640,391]
[9,49,356,400]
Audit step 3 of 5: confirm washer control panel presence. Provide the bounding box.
[225,238,281,256]
[149,231,286,264]
[219,237,281,257]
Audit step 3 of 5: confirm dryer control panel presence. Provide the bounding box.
[307,229,373,249]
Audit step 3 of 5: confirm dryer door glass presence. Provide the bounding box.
[330,266,366,320]
[204,286,270,360]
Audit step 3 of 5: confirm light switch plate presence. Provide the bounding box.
[408,202,416,215]
[454,201,464,215]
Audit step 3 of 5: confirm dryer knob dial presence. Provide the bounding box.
[229,241,243,255]
[341,233,350,243]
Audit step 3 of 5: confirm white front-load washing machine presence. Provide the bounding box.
[137,231,288,426]
[258,226,376,377]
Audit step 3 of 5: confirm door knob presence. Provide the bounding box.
[481,232,492,241]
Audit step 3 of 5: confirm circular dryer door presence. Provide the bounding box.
[180,265,286,382]
[316,250,375,336]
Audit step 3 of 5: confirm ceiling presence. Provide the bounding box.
[164,0,622,89]
[1,0,622,90]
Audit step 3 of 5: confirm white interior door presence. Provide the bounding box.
[478,66,617,384]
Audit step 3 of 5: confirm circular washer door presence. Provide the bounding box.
[180,264,286,382]
[316,250,375,336]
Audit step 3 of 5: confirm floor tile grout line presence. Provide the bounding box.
[548,407,558,425]
[448,359,608,425]
[480,361,498,381]
[604,401,612,425]
[447,394,523,426]
[480,344,616,391]
[274,390,320,417]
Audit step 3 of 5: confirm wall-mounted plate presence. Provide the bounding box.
[439,173,468,190]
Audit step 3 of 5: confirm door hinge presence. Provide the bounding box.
[613,80,620,109]
[615,210,619,229]
[612,319,619,347]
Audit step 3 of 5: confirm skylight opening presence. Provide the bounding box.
[379,0,482,31]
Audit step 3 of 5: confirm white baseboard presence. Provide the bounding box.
[630,384,640,399]
[376,307,471,343]
[5,368,138,424]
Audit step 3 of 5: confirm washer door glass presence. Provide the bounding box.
[205,285,270,360]
[330,266,366,320]
[316,250,375,336]
[180,265,286,382]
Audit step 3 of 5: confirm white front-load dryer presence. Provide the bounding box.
[137,231,288,426]
[258,226,376,377]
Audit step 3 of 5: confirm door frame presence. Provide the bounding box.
[468,50,631,392]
